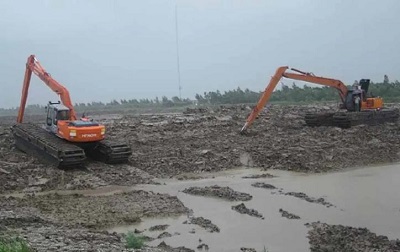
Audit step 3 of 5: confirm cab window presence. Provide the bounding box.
[56,110,70,121]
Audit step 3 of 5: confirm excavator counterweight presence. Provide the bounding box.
[241,67,399,132]
[12,55,132,167]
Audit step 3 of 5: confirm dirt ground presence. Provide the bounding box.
[1,104,400,251]
[307,222,400,252]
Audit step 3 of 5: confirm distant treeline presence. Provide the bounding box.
[1,78,399,116]
[195,77,400,104]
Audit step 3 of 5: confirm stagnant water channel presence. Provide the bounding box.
[107,164,400,252]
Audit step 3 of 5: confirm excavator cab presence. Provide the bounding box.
[360,79,370,94]
[45,101,71,134]
[343,79,383,111]
[44,101,105,142]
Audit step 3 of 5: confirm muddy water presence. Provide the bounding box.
[5,164,399,251]
[108,164,400,252]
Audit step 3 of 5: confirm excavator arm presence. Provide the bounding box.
[17,55,77,123]
[240,66,349,132]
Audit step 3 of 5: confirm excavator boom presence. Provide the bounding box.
[283,70,348,102]
[241,66,350,132]
[240,66,288,132]
[17,55,76,123]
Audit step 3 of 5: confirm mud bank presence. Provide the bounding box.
[0,190,189,252]
[1,190,188,229]
[307,222,400,252]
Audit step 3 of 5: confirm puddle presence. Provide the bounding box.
[108,164,400,252]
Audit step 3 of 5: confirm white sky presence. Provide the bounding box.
[1,0,399,108]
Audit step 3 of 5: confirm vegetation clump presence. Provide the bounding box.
[125,231,144,249]
[0,237,30,252]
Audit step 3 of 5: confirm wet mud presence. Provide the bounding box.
[182,185,252,201]
[307,222,400,252]
[2,104,400,251]
[231,203,264,219]
[0,203,135,251]
[156,241,195,252]
[186,217,220,233]
[242,173,275,179]
[1,191,187,229]
[197,243,209,250]
[279,209,301,219]
[149,225,170,232]
[158,232,173,239]
[240,248,257,252]
[251,181,335,208]
[280,191,335,208]
[2,104,400,194]
[251,182,276,189]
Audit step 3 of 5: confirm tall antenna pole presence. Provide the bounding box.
[175,3,182,99]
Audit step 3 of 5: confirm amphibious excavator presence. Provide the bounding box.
[12,55,132,167]
[241,66,399,132]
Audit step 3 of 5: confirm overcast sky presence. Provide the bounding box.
[1,0,399,108]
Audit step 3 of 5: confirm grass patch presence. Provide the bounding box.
[125,231,144,249]
[0,237,30,252]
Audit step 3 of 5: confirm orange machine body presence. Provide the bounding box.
[56,118,105,143]
[362,97,383,110]
[17,55,105,143]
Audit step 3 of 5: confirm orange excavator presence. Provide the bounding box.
[12,55,132,167]
[241,66,399,132]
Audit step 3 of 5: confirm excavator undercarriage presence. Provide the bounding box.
[304,108,400,128]
[12,123,132,168]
